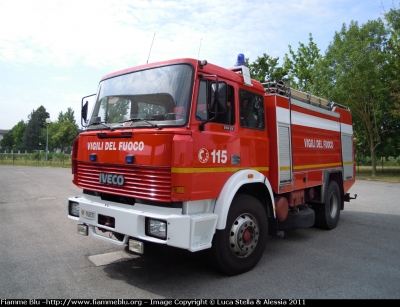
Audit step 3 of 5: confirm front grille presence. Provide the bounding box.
[77,162,171,202]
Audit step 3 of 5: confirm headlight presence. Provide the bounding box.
[69,201,80,217]
[146,218,167,240]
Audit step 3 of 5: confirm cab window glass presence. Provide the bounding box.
[196,80,235,125]
[239,90,265,129]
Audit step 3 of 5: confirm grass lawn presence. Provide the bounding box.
[356,166,400,183]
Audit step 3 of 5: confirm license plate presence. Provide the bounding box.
[81,209,96,220]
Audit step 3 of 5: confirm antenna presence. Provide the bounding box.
[197,38,202,59]
[147,33,155,64]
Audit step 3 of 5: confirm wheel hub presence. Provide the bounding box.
[229,214,259,258]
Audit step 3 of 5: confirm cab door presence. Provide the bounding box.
[191,78,239,200]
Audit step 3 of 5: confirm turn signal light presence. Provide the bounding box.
[172,186,185,194]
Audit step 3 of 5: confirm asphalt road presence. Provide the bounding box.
[1,165,400,299]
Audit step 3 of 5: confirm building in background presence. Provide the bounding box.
[0,129,9,149]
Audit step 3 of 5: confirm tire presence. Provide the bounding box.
[207,194,268,275]
[314,181,341,230]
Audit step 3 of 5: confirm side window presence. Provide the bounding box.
[195,80,235,125]
[239,90,265,129]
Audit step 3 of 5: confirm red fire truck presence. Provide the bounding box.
[68,54,356,275]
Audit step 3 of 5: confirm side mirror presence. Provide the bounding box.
[81,101,88,123]
[81,94,95,127]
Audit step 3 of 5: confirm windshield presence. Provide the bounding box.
[87,64,193,129]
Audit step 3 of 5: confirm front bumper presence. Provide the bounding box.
[68,194,218,252]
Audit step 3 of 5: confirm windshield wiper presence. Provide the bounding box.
[87,121,112,130]
[129,118,163,130]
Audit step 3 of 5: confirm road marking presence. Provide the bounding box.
[88,251,139,266]
[37,197,56,200]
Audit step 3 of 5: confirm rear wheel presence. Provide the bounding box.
[314,181,341,230]
[207,194,268,275]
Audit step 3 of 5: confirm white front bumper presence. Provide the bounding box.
[68,195,218,252]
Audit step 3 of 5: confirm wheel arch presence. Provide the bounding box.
[214,169,275,230]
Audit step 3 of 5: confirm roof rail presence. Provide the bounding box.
[262,81,337,110]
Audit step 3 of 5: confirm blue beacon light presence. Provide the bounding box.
[235,53,245,66]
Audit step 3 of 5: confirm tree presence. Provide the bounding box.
[0,130,14,150]
[320,20,389,176]
[0,120,27,151]
[11,120,27,150]
[51,121,79,153]
[379,5,400,158]
[46,121,61,151]
[58,107,77,124]
[245,54,286,83]
[283,33,322,93]
[385,6,400,116]
[22,106,50,152]
[50,107,79,152]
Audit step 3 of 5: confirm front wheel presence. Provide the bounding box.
[313,181,341,230]
[207,194,268,275]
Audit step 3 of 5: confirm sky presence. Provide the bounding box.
[0,0,397,130]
